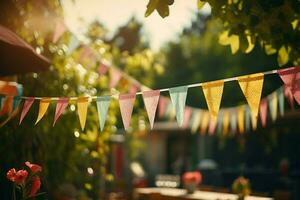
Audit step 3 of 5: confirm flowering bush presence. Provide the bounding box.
[232,176,251,199]
[182,171,202,185]
[6,161,43,200]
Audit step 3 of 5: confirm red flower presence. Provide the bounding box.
[14,170,28,184]
[7,168,17,182]
[182,171,202,185]
[25,161,42,173]
[29,176,41,197]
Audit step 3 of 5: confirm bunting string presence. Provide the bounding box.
[1,22,299,133]
[3,68,279,100]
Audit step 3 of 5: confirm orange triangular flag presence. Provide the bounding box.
[237,106,245,134]
[77,97,89,130]
[35,98,51,124]
[222,110,230,135]
[200,111,210,135]
[238,73,264,126]
[202,80,224,122]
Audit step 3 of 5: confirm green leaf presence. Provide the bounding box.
[145,0,159,17]
[197,0,206,10]
[157,0,170,18]
[277,46,289,66]
[230,35,239,54]
[265,44,277,55]
[245,36,255,53]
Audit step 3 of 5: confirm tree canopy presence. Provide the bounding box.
[145,0,300,66]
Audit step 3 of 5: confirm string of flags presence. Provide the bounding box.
[1,65,299,134]
[1,21,299,135]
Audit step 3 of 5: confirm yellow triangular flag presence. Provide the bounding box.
[77,97,89,131]
[200,111,210,135]
[222,110,230,135]
[237,106,245,134]
[35,98,51,124]
[238,73,264,127]
[251,114,257,130]
[269,92,278,122]
[202,80,224,122]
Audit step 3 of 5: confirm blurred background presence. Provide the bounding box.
[0,0,300,199]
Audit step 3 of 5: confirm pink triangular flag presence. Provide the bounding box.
[208,118,217,135]
[119,93,136,130]
[53,98,69,126]
[284,85,295,110]
[158,97,168,118]
[182,107,192,128]
[19,98,34,125]
[53,21,66,43]
[142,90,160,129]
[79,46,94,64]
[259,98,268,127]
[98,63,109,75]
[278,66,300,104]
[129,83,140,94]
[109,68,123,88]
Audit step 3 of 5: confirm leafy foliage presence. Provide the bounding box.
[0,1,161,199]
[145,0,300,66]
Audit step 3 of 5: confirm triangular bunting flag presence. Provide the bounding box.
[183,107,192,128]
[223,110,230,135]
[109,68,123,88]
[0,96,4,112]
[53,21,66,43]
[129,83,141,94]
[259,98,268,127]
[202,80,224,122]
[19,98,34,125]
[190,110,202,133]
[35,98,51,124]
[77,97,89,130]
[284,85,295,110]
[96,96,111,131]
[158,97,168,118]
[167,102,176,119]
[268,92,278,122]
[119,93,136,130]
[67,35,80,54]
[230,109,237,134]
[200,111,210,134]
[245,106,251,132]
[278,67,300,104]
[278,87,284,116]
[169,86,188,127]
[238,73,264,127]
[237,106,245,134]
[208,118,217,135]
[98,63,109,75]
[12,96,22,113]
[216,111,223,134]
[142,90,160,129]
[53,98,69,126]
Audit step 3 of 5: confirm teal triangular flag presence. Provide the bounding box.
[278,87,284,116]
[16,84,23,96]
[96,96,111,131]
[169,86,188,127]
[245,106,251,132]
[67,35,80,55]
[12,96,22,112]
[0,96,4,111]
[217,111,223,134]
